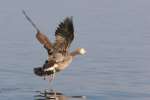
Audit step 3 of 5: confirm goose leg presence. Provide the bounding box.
[48,68,56,82]
[43,74,46,80]
[52,68,56,80]
[48,76,53,82]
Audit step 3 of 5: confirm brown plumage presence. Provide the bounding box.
[33,17,86,80]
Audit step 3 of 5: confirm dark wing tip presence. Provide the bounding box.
[54,17,75,49]
[55,17,74,39]
[64,16,74,34]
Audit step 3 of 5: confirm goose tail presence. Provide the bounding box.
[33,67,44,76]
[33,67,55,76]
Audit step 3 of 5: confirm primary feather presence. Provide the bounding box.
[54,17,74,53]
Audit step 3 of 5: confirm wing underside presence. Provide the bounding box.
[54,17,74,52]
[36,32,52,50]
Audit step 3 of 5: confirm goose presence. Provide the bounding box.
[32,17,86,81]
[22,10,86,81]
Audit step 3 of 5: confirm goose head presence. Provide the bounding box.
[76,48,86,55]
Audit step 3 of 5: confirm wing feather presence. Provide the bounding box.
[36,32,52,50]
[54,17,74,52]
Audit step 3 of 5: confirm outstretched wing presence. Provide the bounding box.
[36,32,52,50]
[54,17,74,53]
[22,10,52,50]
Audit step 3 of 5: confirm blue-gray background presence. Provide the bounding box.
[0,0,150,100]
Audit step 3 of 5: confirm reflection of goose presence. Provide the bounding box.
[23,11,86,81]
[34,89,86,100]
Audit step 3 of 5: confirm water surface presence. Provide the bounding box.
[0,0,150,100]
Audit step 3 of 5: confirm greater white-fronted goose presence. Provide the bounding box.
[22,11,86,81]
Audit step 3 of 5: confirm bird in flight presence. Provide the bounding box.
[23,11,86,82]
